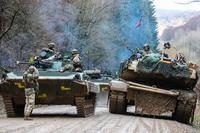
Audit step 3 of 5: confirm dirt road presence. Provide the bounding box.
[0,105,197,133]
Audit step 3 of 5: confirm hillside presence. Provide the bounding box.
[155,9,200,37]
[0,0,158,73]
[161,14,200,65]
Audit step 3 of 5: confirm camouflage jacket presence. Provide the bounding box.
[23,69,39,89]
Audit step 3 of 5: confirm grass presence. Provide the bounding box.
[193,106,200,132]
[193,115,200,132]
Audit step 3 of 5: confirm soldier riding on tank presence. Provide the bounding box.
[40,42,56,60]
[60,49,83,72]
[142,44,152,56]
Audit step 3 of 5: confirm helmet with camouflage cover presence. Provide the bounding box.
[164,42,171,49]
[72,49,79,55]
[143,43,150,51]
[48,43,55,49]
[28,66,36,73]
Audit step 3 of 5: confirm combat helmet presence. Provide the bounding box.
[72,49,79,55]
[143,43,150,51]
[28,66,36,73]
[48,42,55,49]
[164,42,171,49]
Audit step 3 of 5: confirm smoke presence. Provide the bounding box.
[33,0,158,73]
[34,0,78,48]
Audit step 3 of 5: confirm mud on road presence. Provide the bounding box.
[0,105,197,133]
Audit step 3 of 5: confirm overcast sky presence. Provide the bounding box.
[154,0,200,11]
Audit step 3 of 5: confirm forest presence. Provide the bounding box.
[0,0,158,73]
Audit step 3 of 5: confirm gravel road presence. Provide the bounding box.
[0,105,197,133]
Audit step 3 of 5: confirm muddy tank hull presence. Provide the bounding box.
[1,79,88,105]
[109,80,197,124]
[109,58,198,124]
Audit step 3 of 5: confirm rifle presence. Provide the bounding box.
[16,60,52,69]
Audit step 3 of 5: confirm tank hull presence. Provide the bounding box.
[109,58,198,124]
[109,80,197,124]
[1,78,88,105]
[0,71,97,117]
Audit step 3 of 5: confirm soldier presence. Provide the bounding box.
[23,66,39,120]
[40,42,56,59]
[142,44,152,56]
[130,48,143,61]
[43,42,55,54]
[59,49,82,72]
[163,42,171,50]
[71,49,82,72]
[161,42,177,59]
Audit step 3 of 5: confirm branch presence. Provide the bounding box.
[0,9,19,40]
[174,0,200,4]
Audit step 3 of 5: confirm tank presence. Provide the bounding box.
[0,50,109,117]
[109,51,198,124]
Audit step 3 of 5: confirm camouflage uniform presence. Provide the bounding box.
[60,49,82,72]
[71,49,82,72]
[40,43,56,59]
[161,42,177,59]
[23,66,39,120]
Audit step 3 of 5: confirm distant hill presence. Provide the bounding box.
[160,14,200,65]
[161,14,200,41]
[156,9,200,37]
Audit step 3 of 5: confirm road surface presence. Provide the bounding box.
[0,105,197,133]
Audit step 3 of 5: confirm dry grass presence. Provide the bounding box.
[193,104,200,132]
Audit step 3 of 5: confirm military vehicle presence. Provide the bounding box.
[0,50,109,117]
[109,51,198,124]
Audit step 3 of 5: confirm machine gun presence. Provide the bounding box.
[125,45,143,61]
[126,46,134,54]
[16,59,52,69]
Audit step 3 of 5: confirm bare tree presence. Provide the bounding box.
[175,0,200,4]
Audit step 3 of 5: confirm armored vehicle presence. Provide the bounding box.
[0,51,107,117]
[109,51,198,124]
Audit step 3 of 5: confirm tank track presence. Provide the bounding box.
[173,101,194,124]
[173,90,197,124]
[109,91,127,114]
[2,95,16,117]
[75,93,96,117]
[2,95,24,117]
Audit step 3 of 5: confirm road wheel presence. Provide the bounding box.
[109,91,127,114]
[173,101,194,124]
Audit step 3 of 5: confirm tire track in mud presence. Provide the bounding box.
[27,119,77,133]
[0,119,41,133]
[70,114,110,132]
[0,106,197,133]
[54,109,109,133]
[118,117,140,133]
[165,120,197,133]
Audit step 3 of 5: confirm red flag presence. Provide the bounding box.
[136,18,142,29]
